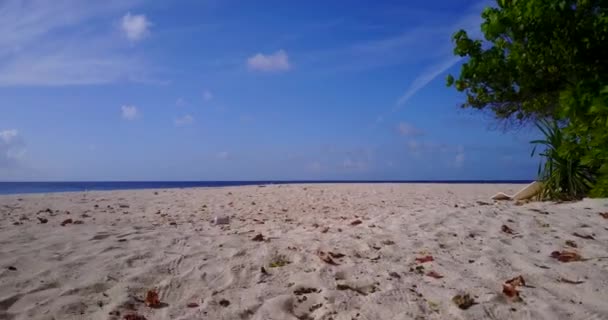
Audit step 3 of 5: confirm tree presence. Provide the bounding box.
[447,0,608,197]
[447,0,608,124]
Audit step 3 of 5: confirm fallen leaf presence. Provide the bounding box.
[60,219,73,226]
[219,299,230,307]
[317,250,339,265]
[505,275,526,287]
[572,232,595,240]
[123,314,147,320]
[37,217,48,224]
[186,302,199,308]
[321,227,329,233]
[452,293,476,309]
[550,250,583,262]
[599,212,608,219]
[350,220,362,226]
[252,234,265,242]
[329,252,345,259]
[501,225,515,234]
[426,271,444,279]
[145,290,161,308]
[502,283,520,298]
[415,255,434,263]
[559,277,584,284]
[565,240,578,248]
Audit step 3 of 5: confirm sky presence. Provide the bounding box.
[0,0,541,181]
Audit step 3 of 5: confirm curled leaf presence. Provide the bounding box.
[317,250,339,265]
[501,224,515,234]
[252,234,265,242]
[505,275,526,287]
[415,255,434,263]
[452,293,476,309]
[145,289,161,308]
[350,220,362,226]
[572,232,595,240]
[599,212,608,219]
[550,250,583,262]
[426,271,444,279]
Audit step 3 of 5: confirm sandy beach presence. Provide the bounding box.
[0,183,607,320]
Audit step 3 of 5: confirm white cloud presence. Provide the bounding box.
[121,105,139,120]
[121,13,151,41]
[216,151,229,160]
[174,114,194,126]
[0,0,151,86]
[0,129,26,168]
[247,49,291,72]
[453,145,465,168]
[175,97,187,107]
[397,122,424,136]
[203,89,213,101]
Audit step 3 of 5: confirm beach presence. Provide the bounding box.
[1,183,607,320]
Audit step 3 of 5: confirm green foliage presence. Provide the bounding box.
[531,120,594,200]
[448,0,608,199]
[447,0,608,123]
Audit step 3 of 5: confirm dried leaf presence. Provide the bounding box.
[452,294,476,309]
[123,314,147,320]
[501,224,515,234]
[219,299,230,307]
[60,219,73,226]
[426,271,444,279]
[599,212,608,219]
[186,302,199,308]
[550,250,583,262]
[317,250,339,265]
[37,217,48,224]
[329,252,345,259]
[252,234,265,242]
[321,227,329,233]
[145,290,161,308]
[559,277,584,284]
[350,219,362,226]
[502,283,521,300]
[505,275,526,287]
[415,255,434,263]
[572,232,595,240]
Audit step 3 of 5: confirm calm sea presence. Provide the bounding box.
[0,180,532,196]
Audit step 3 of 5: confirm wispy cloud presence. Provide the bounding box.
[0,0,152,86]
[121,105,139,120]
[174,114,194,126]
[247,49,291,72]
[397,122,424,137]
[121,13,151,41]
[203,89,214,101]
[0,129,26,168]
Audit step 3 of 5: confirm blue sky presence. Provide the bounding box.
[0,0,540,181]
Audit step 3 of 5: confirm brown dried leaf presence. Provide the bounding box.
[452,294,476,309]
[317,250,339,265]
[145,290,161,308]
[426,271,444,279]
[186,302,199,308]
[599,212,608,219]
[329,252,345,259]
[415,255,434,263]
[502,283,520,299]
[251,234,265,242]
[565,240,578,248]
[505,275,526,287]
[559,277,584,284]
[60,219,73,226]
[572,232,595,240]
[321,227,329,233]
[350,219,362,226]
[501,224,515,234]
[124,314,147,320]
[550,250,583,262]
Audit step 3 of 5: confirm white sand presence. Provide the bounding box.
[1,184,607,320]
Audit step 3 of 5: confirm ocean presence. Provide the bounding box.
[0,180,533,196]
